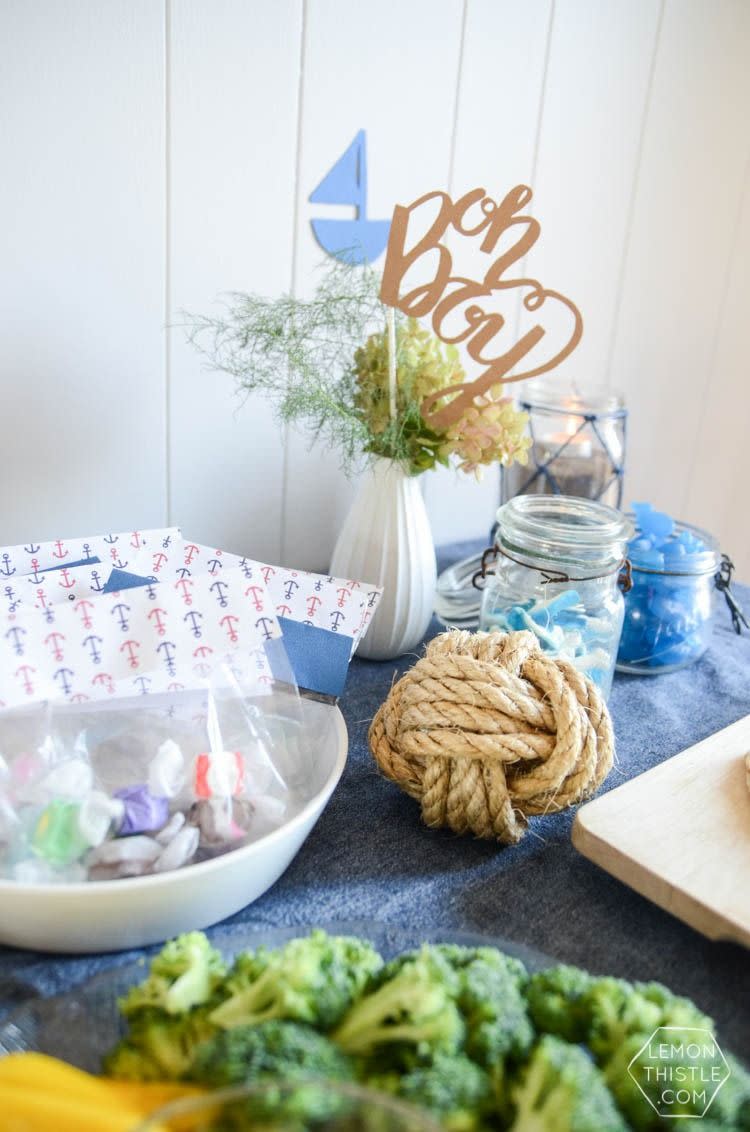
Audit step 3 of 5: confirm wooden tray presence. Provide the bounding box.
[572,714,750,947]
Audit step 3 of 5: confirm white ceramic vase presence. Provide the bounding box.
[330,457,437,661]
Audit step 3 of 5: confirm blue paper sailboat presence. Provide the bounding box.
[309,130,391,265]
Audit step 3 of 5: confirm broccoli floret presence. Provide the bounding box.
[210,930,382,1031]
[445,947,533,1068]
[636,980,714,1031]
[368,1053,494,1132]
[382,943,527,989]
[713,1055,750,1129]
[189,1019,355,1128]
[525,965,597,1043]
[508,1035,628,1132]
[589,978,722,1130]
[585,977,663,1063]
[602,1033,677,1130]
[103,1040,165,1083]
[104,1004,218,1080]
[119,931,227,1018]
[189,1018,355,1087]
[587,978,713,1065]
[105,932,226,1080]
[332,946,464,1059]
[526,965,715,1070]
[375,943,532,1070]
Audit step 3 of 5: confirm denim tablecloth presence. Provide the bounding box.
[1,542,749,1057]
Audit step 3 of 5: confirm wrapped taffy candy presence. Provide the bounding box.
[0,670,306,883]
[0,564,314,883]
[0,531,377,887]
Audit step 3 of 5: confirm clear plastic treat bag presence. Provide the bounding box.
[0,656,334,885]
[0,551,348,888]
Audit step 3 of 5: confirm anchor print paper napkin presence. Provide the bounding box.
[127,540,383,649]
[0,567,281,710]
[0,558,138,617]
[124,541,384,698]
[0,529,383,703]
[0,530,181,619]
[0,528,180,578]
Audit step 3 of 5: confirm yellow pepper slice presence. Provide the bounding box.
[0,1080,153,1131]
[0,1053,204,1131]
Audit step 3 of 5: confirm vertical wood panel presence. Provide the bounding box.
[2,1,750,576]
[525,0,662,389]
[0,0,165,542]
[684,161,750,577]
[169,0,303,563]
[610,0,750,523]
[422,0,553,546]
[283,0,464,571]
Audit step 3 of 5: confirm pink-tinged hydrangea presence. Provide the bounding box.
[442,395,531,477]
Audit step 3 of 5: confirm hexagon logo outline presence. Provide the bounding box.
[627,1026,731,1120]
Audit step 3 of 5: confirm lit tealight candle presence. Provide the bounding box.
[504,383,626,507]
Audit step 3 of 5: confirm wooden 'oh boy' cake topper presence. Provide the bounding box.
[380,184,583,430]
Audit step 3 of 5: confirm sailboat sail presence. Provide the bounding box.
[308,129,391,266]
[309,130,365,212]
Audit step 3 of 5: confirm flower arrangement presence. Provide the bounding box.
[187,260,530,478]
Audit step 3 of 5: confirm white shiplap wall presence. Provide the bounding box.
[0,0,166,534]
[1,0,750,576]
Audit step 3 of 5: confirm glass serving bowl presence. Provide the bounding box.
[0,921,550,1071]
[131,1079,443,1131]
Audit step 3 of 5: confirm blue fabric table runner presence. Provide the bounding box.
[1,541,749,1057]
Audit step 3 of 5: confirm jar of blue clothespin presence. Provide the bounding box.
[616,502,747,674]
[476,495,632,699]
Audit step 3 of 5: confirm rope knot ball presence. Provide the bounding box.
[368,629,614,845]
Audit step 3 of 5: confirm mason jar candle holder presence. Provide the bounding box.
[502,383,627,508]
[478,495,632,699]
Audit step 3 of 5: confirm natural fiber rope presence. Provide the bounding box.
[369,628,614,845]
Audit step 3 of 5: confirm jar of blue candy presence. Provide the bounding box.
[478,495,631,699]
[616,506,720,674]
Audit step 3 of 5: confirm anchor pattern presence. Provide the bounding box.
[128,540,383,650]
[0,528,180,578]
[0,528,182,616]
[0,558,129,617]
[0,531,382,709]
[0,567,281,709]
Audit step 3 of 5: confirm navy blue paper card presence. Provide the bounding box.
[275,617,353,700]
[102,568,158,593]
[40,556,101,573]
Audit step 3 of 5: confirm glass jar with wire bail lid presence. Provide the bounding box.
[478,495,632,699]
[616,518,721,674]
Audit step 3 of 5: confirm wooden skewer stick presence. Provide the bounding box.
[387,306,397,423]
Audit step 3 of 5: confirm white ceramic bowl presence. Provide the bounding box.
[0,708,347,954]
